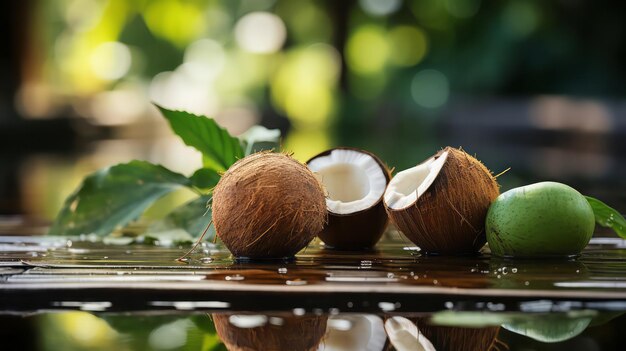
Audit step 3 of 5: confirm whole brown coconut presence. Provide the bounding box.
[213,313,327,351]
[384,147,499,254]
[212,152,326,259]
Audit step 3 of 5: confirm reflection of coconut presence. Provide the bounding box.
[415,318,500,351]
[213,313,327,351]
[318,314,387,351]
[384,317,435,351]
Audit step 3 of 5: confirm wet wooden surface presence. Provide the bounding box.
[1,222,626,314]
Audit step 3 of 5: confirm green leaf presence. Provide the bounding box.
[585,196,626,238]
[190,168,221,191]
[239,125,281,155]
[156,105,244,171]
[49,161,190,236]
[149,195,213,238]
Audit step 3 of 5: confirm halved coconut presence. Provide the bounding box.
[384,317,436,351]
[384,147,499,254]
[415,317,501,351]
[318,314,387,351]
[307,148,390,250]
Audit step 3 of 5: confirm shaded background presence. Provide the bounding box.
[1,0,625,221]
[1,1,626,350]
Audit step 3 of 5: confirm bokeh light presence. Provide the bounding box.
[388,26,429,67]
[89,41,132,81]
[445,0,482,18]
[235,12,287,54]
[271,44,341,128]
[359,0,403,17]
[346,25,389,75]
[143,1,206,47]
[53,312,118,347]
[411,69,450,109]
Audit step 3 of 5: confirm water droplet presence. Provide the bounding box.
[286,279,307,286]
[387,273,395,278]
[329,308,340,315]
[225,274,244,281]
[470,268,477,273]
[524,281,530,286]
[445,301,454,309]
[496,274,502,279]
[103,256,109,259]
[575,269,580,273]
[66,240,73,248]
[278,267,288,274]
[313,308,323,315]
[229,315,267,328]
[347,301,354,308]
[125,250,132,254]
[502,267,508,275]
[512,268,518,273]
[433,279,439,285]
[293,308,305,316]
[269,317,284,326]
[379,302,396,312]
[200,257,214,264]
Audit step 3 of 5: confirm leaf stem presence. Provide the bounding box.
[177,219,213,262]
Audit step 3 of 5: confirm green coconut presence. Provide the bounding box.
[486,182,595,258]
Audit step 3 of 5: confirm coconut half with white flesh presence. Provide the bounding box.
[307,148,390,250]
[318,314,387,351]
[384,147,499,254]
[384,317,436,351]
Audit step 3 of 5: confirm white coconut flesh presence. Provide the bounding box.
[308,149,387,215]
[384,151,449,210]
[318,314,387,351]
[384,317,436,351]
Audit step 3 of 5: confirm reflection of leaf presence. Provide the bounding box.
[157,105,244,172]
[142,229,195,245]
[149,196,213,238]
[98,314,226,351]
[239,125,281,155]
[190,168,221,191]
[586,196,626,238]
[49,161,190,236]
[503,314,593,343]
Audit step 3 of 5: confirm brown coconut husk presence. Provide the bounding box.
[415,318,502,351]
[213,313,328,351]
[386,147,499,254]
[212,152,327,259]
[307,147,391,250]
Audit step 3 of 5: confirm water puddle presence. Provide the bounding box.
[1,234,626,349]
